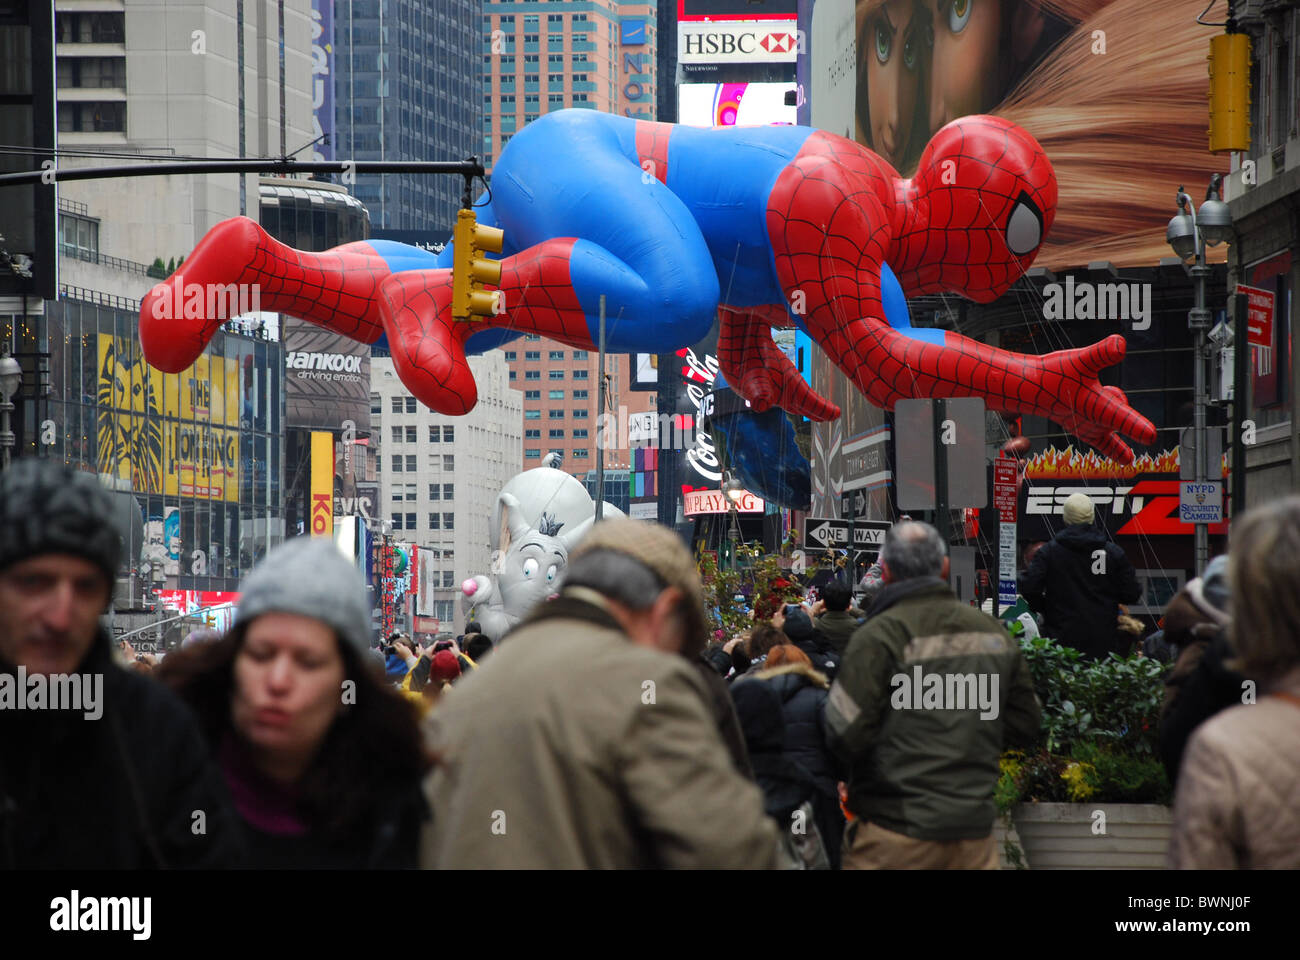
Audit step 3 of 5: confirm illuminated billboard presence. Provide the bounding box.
[678,81,798,127]
[95,335,240,502]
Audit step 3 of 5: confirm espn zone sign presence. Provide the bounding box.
[1028,481,1229,536]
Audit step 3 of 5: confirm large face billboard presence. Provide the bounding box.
[800,0,1226,269]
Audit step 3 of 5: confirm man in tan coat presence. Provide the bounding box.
[420,518,780,869]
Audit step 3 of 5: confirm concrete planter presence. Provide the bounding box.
[1009,802,1173,869]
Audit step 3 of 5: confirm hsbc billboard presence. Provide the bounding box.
[678,21,799,64]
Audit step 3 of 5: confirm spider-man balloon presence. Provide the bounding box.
[139,109,1156,462]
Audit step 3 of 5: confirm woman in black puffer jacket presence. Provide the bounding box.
[754,644,846,868]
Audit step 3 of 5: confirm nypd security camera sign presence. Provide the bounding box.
[1178,481,1223,525]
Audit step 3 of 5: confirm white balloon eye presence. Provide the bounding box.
[522,558,539,578]
[545,564,557,583]
[1005,193,1043,256]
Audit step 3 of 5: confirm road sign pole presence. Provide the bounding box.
[933,398,951,542]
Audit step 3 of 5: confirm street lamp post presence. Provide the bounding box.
[0,344,21,471]
[1167,175,1232,576]
[722,472,744,571]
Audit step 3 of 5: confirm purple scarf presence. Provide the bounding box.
[219,735,309,836]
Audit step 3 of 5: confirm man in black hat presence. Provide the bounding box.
[0,459,244,868]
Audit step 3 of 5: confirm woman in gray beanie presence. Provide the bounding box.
[158,537,430,869]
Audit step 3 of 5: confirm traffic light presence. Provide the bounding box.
[1208,33,1251,154]
[451,208,505,320]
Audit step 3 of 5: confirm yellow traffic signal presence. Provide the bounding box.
[451,209,505,320]
[1208,33,1251,154]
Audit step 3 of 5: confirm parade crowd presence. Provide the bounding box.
[1,461,1297,870]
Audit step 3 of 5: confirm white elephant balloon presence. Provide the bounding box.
[466,467,624,642]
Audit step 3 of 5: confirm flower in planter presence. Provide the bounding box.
[1061,760,1097,801]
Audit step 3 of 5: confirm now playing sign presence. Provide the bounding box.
[1179,481,1223,525]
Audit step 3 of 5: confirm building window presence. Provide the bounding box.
[406,426,416,443]
[442,571,455,588]
[549,428,565,438]
[573,370,589,380]
[573,449,588,458]
[548,94,564,106]
[406,483,417,501]
[573,409,589,419]
[443,513,455,531]
[509,371,516,380]
[443,426,454,442]
[525,449,541,459]
[549,370,564,380]
[429,426,440,443]
[505,351,516,361]
[549,410,565,420]
[406,513,416,530]
[56,11,125,43]
[573,389,588,399]
[406,455,417,471]
[549,350,564,361]
[430,484,440,501]
[525,428,541,439]
[406,397,417,414]
[393,487,404,501]
[525,370,540,381]
[443,455,454,471]
[573,428,588,439]
[525,410,541,420]
[525,389,541,399]
[429,513,440,530]
[370,393,381,414]
[56,101,126,132]
[444,484,454,500]
[391,426,402,444]
[391,397,402,413]
[573,350,589,360]
[548,390,564,399]
[391,455,403,472]
[525,333,541,340]
[391,513,402,530]
[525,350,541,360]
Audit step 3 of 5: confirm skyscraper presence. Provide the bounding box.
[482,1,658,488]
[333,0,481,234]
[482,0,657,173]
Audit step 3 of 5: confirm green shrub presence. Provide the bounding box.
[1000,635,1172,808]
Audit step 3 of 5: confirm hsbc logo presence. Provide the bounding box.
[287,351,363,373]
[678,21,799,63]
[760,33,795,53]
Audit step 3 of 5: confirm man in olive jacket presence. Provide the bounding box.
[421,518,780,869]
[825,521,1041,869]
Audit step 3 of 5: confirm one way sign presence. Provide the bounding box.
[803,518,891,550]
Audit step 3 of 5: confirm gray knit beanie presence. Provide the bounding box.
[234,536,371,656]
[0,459,123,583]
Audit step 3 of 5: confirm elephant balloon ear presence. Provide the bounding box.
[500,491,529,549]
[558,515,595,554]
